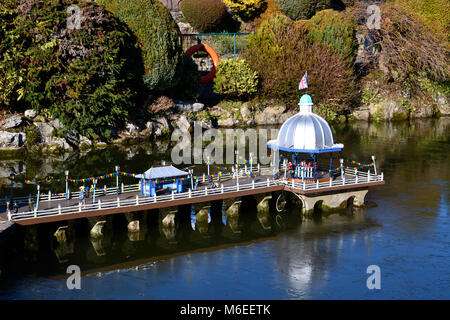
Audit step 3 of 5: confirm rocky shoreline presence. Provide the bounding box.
[0,94,448,155]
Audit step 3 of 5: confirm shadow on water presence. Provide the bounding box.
[0,199,379,285]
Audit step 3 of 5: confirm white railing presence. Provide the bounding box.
[1,166,274,206]
[5,167,383,222]
[8,179,282,222]
[283,169,384,191]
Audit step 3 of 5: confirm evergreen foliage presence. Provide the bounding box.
[0,0,144,140]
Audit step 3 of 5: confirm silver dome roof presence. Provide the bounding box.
[268,95,343,152]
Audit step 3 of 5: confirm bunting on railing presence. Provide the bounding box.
[21,171,136,185]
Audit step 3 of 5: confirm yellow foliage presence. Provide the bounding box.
[223,0,267,21]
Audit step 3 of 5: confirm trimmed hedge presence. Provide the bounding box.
[244,15,356,111]
[213,58,259,99]
[98,0,183,92]
[0,0,144,140]
[276,0,332,20]
[180,0,228,33]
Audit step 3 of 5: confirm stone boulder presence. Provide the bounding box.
[240,103,252,123]
[0,115,23,129]
[218,117,236,127]
[174,100,205,113]
[154,117,171,137]
[253,103,288,125]
[24,109,37,119]
[436,94,450,115]
[175,115,191,132]
[0,131,26,149]
[0,160,26,178]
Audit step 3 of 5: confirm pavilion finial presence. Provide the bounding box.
[299,94,313,113]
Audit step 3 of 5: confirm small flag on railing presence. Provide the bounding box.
[299,71,308,90]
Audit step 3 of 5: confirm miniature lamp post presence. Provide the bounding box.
[235,150,239,186]
[207,156,210,182]
[249,152,254,174]
[115,165,120,193]
[372,155,378,176]
[340,158,344,180]
[35,184,41,213]
[9,173,15,200]
[93,178,98,203]
[65,169,69,199]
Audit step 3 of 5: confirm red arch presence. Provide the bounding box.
[185,43,220,84]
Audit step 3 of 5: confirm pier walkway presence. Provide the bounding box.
[0,169,384,226]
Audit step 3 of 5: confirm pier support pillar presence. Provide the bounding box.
[124,212,147,242]
[53,225,75,263]
[352,190,369,207]
[195,205,210,234]
[159,207,178,243]
[296,188,369,215]
[90,220,107,238]
[53,226,68,244]
[225,200,242,234]
[256,195,272,215]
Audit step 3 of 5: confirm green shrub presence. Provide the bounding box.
[303,9,357,64]
[395,0,450,41]
[213,58,259,99]
[98,0,183,92]
[180,0,228,32]
[168,55,200,100]
[0,0,144,140]
[276,0,332,20]
[244,15,356,111]
[0,0,18,9]
[223,0,267,22]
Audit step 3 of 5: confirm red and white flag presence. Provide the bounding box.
[298,71,308,90]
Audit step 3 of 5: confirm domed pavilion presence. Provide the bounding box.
[268,94,344,181]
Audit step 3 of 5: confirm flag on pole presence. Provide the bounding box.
[299,71,308,90]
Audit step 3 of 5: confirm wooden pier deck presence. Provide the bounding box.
[0,169,384,226]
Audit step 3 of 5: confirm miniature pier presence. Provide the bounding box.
[0,166,384,226]
[0,95,385,233]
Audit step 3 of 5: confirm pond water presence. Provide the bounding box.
[0,118,448,299]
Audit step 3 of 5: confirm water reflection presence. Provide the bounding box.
[0,118,448,299]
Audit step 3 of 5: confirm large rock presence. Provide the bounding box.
[240,103,251,122]
[79,135,92,147]
[33,122,74,151]
[154,117,171,137]
[436,94,450,115]
[218,117,236,127]
[0,160,26,178]
[24,109,37,119]
[34,122,54,139]
[177,22,194,34]
[197,119,212,129]
[175,115,191,132]
[124,122,141,136]
[0,116,23,129]
[209,105,231,118]
[253,104,287,125]
[174,100,205,112]
[0,131,26,149]
[46,138,74,152]
[351,100,409,121]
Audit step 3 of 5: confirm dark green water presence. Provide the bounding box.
[0,118,448,299]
